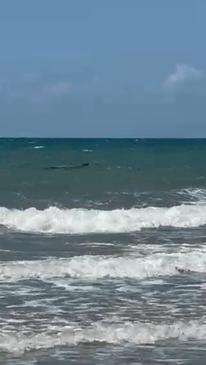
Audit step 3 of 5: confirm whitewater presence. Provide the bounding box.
[0,202,206,234]
[1,249,206,282]
[1,320,206,354]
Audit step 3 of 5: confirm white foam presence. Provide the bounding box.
[182,188,206,202]
[1,249,206,282]
[33,145,45,149]
[0,203,206,234]
[1,320,206,354]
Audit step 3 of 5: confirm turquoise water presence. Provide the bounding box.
[1,139,206,364]
[1,138,206,208]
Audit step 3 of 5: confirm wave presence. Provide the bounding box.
[1,250,206,282]
[33,145,45,149]
[0,203,206,234]
[179,188,206,203]
[1,320,206,353]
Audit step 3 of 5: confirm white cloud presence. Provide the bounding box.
[164,64,202,90]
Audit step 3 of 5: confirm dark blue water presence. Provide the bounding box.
[1,139,206,364]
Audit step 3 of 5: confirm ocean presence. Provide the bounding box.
[1,138,206,364]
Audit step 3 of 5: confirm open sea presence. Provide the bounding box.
[1,138,206,365]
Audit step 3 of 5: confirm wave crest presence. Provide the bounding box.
[0,204,206,234]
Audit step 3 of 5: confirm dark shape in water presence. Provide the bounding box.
[45,162,90,170]
[175,266,192,274]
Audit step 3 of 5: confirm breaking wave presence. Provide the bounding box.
[1,320,206,354]
[1,249,206,282]
[0,203,206,234]
[33,145,45,149]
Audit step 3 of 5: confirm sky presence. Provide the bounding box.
[0,0,205,137]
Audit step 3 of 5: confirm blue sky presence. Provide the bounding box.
[0,0,205,137]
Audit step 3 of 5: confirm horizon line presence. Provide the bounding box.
[1,136,206,140]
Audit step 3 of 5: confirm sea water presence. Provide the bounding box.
[1,138,206,364]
